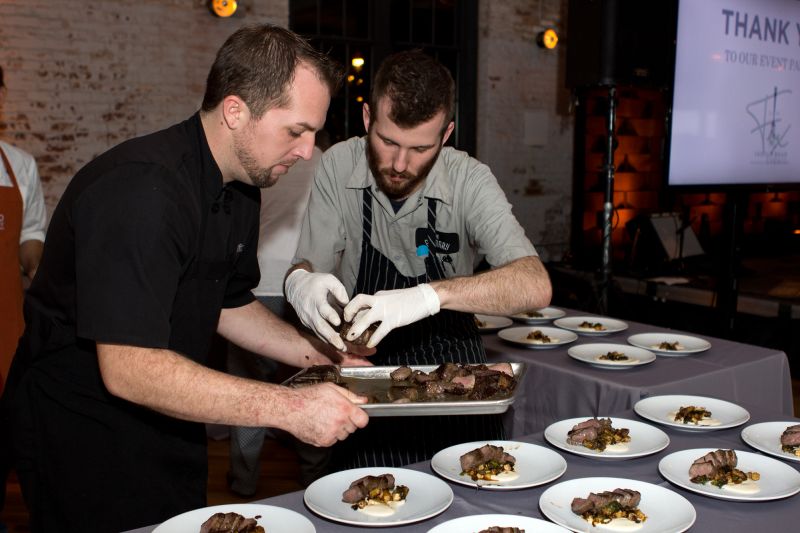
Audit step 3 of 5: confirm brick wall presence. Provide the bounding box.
[0,0,287,209]
[0,0,573,262]
[477,0,573,262]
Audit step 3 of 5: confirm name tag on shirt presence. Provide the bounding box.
[415,228,460,254]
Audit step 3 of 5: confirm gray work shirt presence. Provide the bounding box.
[293,136,538,295]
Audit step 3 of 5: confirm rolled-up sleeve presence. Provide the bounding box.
[293,153,347,273]
[19,151,47,244]
[462,160,537,267]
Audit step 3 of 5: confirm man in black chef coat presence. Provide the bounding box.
[0,24,369,532]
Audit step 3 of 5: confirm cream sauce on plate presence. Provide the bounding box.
[585,517,644,531]
[667,411,721,426]
[604,442,631,453]
[651,343,685,351]
[721,479,760,494]
[357,499,406,517]
[593,356,636,365]
[483,470,520,483]
[521,336,558,344]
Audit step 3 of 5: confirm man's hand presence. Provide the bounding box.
[342,284,441,348]
[285,269,349,351]
[284,383,369,447]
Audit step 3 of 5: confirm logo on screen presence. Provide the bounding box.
[746,86,791,163]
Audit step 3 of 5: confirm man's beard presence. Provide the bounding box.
[367,134,441,200]
[233,130,279,188]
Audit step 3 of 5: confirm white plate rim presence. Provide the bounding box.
[543,417,670,459]
[427,513,570,532]
[539,476,697,533]
[553,316,629,335]
[152,503,315,533]
[658,447,800,501]
[567,343,656,369]
[303,467,453,527]
[627,332,711,355]
[508,307,566,323]
[634,394,750,431]
[741,421,800,463]
[497,326,578,349]
[430,440,567,489]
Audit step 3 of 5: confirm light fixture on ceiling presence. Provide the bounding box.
[210,0,238,18]
[351,54,365,70]
[536,28,558,49]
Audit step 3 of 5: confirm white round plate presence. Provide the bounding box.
[497,326,578,349]
[741,421,800,463]
[627,332,711,356]
[153,504,314,533]
[428,514,570,532]
[544,417,669,459]
[474,313,514,333]
[508,306,566,324]
[430,440,567,489]
[634,395,750,431]
[553,316,629,336]
[539,477,696,533]
[303,467,452,527]
[567,343,656,369]
[658,448,800,501]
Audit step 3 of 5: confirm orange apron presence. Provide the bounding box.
[0,146,24,386]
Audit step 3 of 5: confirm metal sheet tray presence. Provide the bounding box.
[282,362,526,417]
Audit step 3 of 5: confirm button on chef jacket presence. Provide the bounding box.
[2,113,260,532]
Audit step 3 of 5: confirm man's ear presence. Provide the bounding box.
[222,95,250,130]
[362,103,371,132]
[441,121,455,145]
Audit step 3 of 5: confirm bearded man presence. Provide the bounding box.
[285,50,552,470]
[0,24,372,532]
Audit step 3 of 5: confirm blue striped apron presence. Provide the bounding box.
[332,189,504,469]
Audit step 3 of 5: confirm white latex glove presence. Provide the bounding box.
[342,284,441,348]
[284,269,349,351]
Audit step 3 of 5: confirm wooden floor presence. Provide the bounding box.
[3,383,800,531]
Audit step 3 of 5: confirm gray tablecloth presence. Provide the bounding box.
[126,313,794,532]
[485,311,793,437]
[128,405,800,532]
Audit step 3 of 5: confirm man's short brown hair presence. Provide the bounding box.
[202,24,344,120]
[370,50,455,129]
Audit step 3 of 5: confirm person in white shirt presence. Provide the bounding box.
[0,62,46,533]
[0,65,47,384]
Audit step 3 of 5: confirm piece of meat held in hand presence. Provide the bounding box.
[459,444,516,481]
[199,512,264,533]
[570,488,646,526]
[340,320,378,356]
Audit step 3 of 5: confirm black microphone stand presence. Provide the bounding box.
[597,86,617,315]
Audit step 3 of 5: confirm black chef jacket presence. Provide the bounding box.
[1,113,261,532]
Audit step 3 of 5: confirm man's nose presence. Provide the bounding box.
[392,148,409,173]
[294,135,315,160]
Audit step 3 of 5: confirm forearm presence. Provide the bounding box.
[19,238,43,279]
[288,260,313,275]
[96,342,304,430]
[217,301,331,368]
[430,256,552,314]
